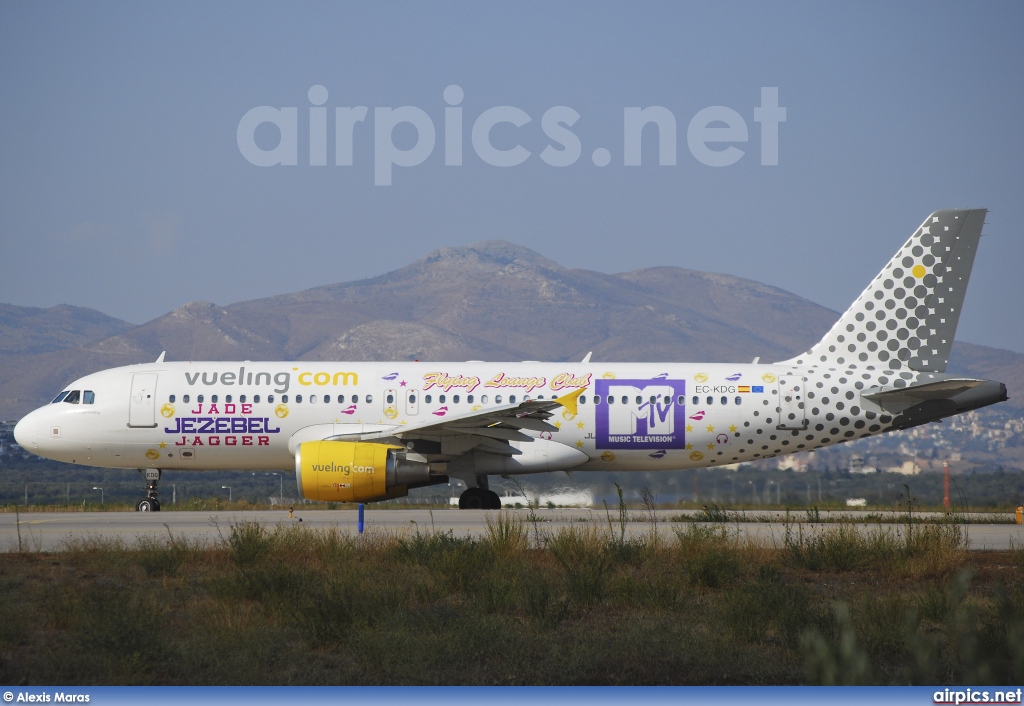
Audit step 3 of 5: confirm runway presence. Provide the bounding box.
[2,508,1023,552]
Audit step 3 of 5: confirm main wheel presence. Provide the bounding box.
[136,498,156,512]
[458,487,488,509]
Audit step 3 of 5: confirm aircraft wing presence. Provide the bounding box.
[347,388,585,458]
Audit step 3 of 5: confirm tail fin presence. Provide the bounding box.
[780,208,987,373]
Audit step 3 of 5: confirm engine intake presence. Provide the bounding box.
[295,441,431,503]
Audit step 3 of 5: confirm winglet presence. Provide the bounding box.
[581,352,593,363]
[155,351,166,363]
[554,387,586,417]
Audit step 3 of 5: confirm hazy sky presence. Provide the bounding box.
[2,2,1022,354]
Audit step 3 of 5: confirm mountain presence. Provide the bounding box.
[0,241,1020,422]
[0,304,133,360]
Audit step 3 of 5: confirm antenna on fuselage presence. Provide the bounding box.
[581,352,593,363]
[155,351,166,363]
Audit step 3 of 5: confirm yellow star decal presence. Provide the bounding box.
[575,439,584,448]
[685,443,693,450]
[576,420,585,429]
[554,421,562,429]
[158,442,167,449]
[707,442,715,450]
[706,424,715,432]
[729,424,737,433]
[685,424,694,433]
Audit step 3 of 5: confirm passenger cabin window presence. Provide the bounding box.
[169,394,176,403]
[439,394,446,404]
[212,395,219,403]
[692,396,699,405]
[64,390,81,404]
[386,394,394,404]
[622,396,628,404]
[254,395,260,404]
[337,395,345,403]
[466,394,473,403]
[495,395,503,404]
[594,395,601,404]
[481,395,488,404]
[83,391,95,405]
[720,396,727,405]
[281,395,288,403]
[453,394,460,404]
[735,396,742,405]
[226,395,233,403]
[580,396,587,404]
[267,395,274,403]
[240,395,246,403]
[295,395,302,403]
[707,396,713,405]
[309,394,316,404]
[198,395,204,403]
[183,394,190,404]
[509,395,516,403]
[409,394,416,404]
[52,391,70,404]
[607,396,614,404]
[323,395,329,403]
[678,396,685,405]
[425,395,432,404]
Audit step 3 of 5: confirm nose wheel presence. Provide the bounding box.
[136,468,162,512]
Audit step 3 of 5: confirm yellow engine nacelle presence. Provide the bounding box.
[295,441,431,503]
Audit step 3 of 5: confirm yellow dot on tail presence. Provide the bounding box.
[912,264,926,278]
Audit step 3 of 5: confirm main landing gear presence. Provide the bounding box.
[458,476,502,509]
[136,468,162,512]
[458,487,502,509]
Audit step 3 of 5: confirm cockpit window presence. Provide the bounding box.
[83,391,95,405]
[64,390,81,404]
[51,391,70,404]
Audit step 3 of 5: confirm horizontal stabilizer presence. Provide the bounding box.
[863,378,984,414]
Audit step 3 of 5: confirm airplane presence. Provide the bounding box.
[13,209,1008,511]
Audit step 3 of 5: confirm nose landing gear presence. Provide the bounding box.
[136,468,162,512]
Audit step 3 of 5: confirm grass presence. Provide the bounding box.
[1,515,1023,685]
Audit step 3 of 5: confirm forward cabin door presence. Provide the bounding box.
[128,373,159,428]
[777,375,807,430]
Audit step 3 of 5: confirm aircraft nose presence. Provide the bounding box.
[13,414,38,450]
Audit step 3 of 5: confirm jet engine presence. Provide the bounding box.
[295,441,433,503]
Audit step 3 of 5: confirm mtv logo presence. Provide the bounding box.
[596,378,686,449]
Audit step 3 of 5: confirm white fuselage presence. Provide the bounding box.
[13,359,917,475]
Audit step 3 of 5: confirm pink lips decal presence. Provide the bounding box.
[340,405,358,415]
[432,406,449,417]
[688,410,706,421]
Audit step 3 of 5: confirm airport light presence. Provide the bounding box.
[268,472,283,499]
[222,486,232,502]
[92,486,104,504]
